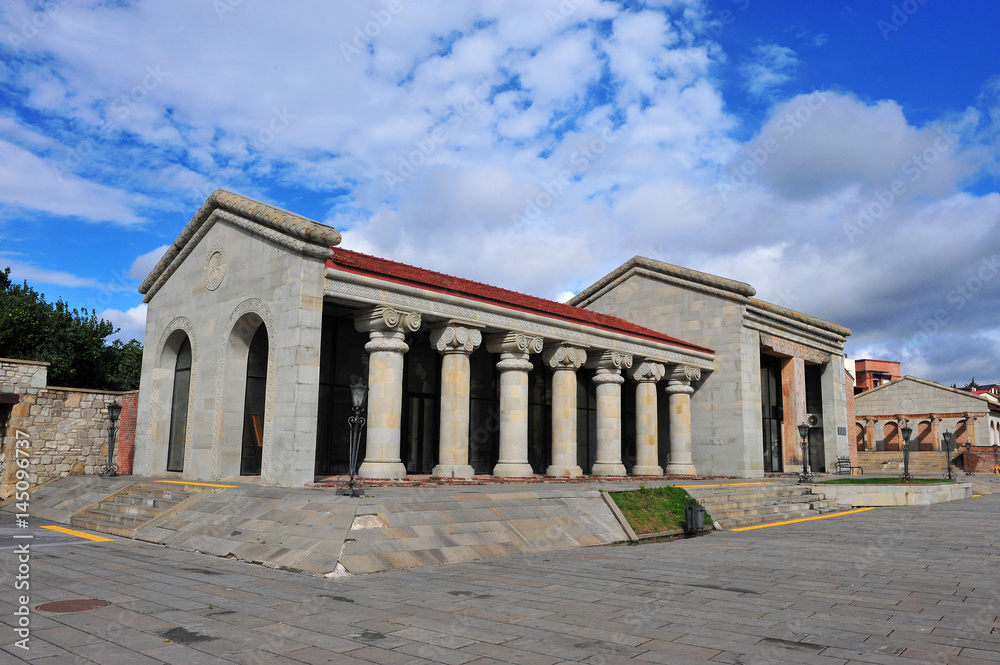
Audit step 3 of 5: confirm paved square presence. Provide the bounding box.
[3,493,999,664]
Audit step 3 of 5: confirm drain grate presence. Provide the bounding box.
[37,599,110,613]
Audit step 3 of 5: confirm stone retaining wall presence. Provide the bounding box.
[0,358,138,498]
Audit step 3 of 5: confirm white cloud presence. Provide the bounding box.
[128,245,169,281]
[740,43,799,98]
[2,260,129,292]
[99,304,147,343]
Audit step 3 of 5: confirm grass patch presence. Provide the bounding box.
[608,485,712,534]
[816,478,955,485]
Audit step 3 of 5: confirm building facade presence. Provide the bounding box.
[853,359,901,393]
[133,191,852,486]
[854,375,1000,451]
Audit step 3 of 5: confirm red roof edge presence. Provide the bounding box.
[325,248,713,356]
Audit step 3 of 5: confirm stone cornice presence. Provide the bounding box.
[486,332,544,356]
[747,299,850,345]
[140,189,341,300]
[326,268,714,370]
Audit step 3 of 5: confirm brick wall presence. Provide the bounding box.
[0,358,138,498]
[963,447,1000,474]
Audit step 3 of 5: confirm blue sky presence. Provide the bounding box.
[1,0,999,385]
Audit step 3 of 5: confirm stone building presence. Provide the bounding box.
[854,375,1000,451]
[133,190,852,486]
[853,358,901,393]
[568,258,852,477]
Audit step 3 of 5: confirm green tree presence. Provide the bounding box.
[963,378,980,391]
[0,267,143,390]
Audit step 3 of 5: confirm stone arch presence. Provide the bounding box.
[955,419,969,446]
[916,420,933,451]
[145,317,198,475]
[854,422,865,452]
[883,421,900,451]
[213,299,277,481]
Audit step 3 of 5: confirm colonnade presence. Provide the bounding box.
[354,307,701,480]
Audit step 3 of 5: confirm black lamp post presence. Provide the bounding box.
[337,378,368,497]
[797,422,812,483]
[992,441,998,467]
[99,401,122,478]
[900,423,913,482]
[964,438,974,475]
[943,430,955,481]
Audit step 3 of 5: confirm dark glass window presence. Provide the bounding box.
[576,369,597,471]
[315,308,369,476]
[166,337,191,473]
[468,346,499,474]
[240,326,268,476]
[527,364,551,473]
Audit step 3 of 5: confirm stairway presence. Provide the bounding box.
[684,483,841,530]
[70,481,211,538]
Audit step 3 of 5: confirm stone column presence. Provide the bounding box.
[931,416,940,452]
[543,345,587,477]
[665,365,700,476]
[631,360,665,476]
[486,333,543,477]
[430,324,482,479]
[781,356,807,469]
[865,418,876,451]
[354,307,421,479]
[589,351,632,476]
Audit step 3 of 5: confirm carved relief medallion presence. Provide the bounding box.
[205,244,227,291]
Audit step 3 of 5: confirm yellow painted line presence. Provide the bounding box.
[676,482,781,489]
[40,525,113,542]
[973,494,983,498]
[730,507,875,531]
[155,480,237,488]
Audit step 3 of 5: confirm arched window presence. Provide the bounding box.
[854,422,866,452]
[240,325,268,476]
[166,337,192,472]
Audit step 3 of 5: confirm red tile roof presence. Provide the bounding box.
[327,248,713,355]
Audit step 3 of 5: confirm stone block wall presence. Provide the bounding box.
[0,358,138,498]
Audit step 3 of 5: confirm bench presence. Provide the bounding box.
[835,456,863,475]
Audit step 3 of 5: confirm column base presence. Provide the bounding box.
[665,462,697,476]
[631,465,663,476]
[493,462,535,478]
[591,462,627,476]
[546,465,583,478]
[357,461,407,479]
[431,464,475,479]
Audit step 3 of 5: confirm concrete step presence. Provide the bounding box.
[685,483,835,530]
[68,481,204,538]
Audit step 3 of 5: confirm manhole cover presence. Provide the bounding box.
[37,599,110,613]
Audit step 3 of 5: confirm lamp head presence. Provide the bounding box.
[901,425,912,442]
[797,423,809,440]
[943,430,952,445]
[350,377,368,409]
[107,401,122,423]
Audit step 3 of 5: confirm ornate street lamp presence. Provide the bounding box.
[337,377,368,497]
[797,422,812,483]
[99,401,122,478]
[900,423,913,482]
[943,430,955,481]
[993,441,998,467]
[964,438,974,476]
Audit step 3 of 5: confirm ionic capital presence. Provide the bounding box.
[355,306,421,334]
[543,345,587,370]
[486,332,544,356]
[666,365,701,394]
[586,350,633,371]
[631,361,666,383]
[430,324,482,355]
